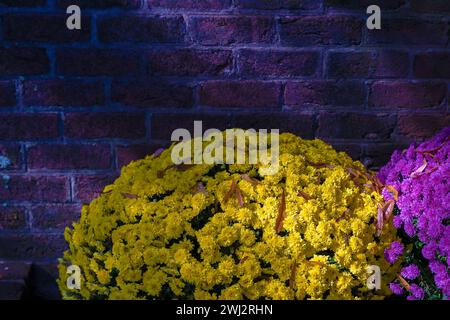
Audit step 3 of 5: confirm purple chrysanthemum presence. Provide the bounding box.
[384,241,404,264]
[389,282,404,295]
[409,284,425,300]
[379,127,450,299]
[401,264,420,280]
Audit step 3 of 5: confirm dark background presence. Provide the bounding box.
[0,0,449,299]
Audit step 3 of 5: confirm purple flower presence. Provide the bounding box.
[384,241,404,264]
[389,282,404,295]
[379,126,450,299]
[409,284,425,300]
[401,264,420,280]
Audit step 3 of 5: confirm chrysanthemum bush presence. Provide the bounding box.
[379,127,449,300]
[58,131,400,300]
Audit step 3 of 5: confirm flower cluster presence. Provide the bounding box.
[379,127,450,300]
[58,131,400,300]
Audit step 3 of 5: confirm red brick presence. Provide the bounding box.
[0,262,31,281]
[0,281,26,300]
[364,143,408,169]
[410,0,450,13]
[327,51,373,78]
[151,113,232,140]
[238,49,319,77]
[98,15,186,43]
[27,144,111,170]
[0,81,16,107]
[325,0,406,10]
[149,49,232,76]
[23,80,105,107]
[374,50,409,78]
[116,143,165,168]
[280,15,363,46]
[0,0,46,6]
[317,112,396,140]
[0,175,69,202]
[74,174,118,203]
[0,114,59,141]
[0,205,27,230]
[330,143,362,161]
[57,0,140,8]
[112,81,194,108]
[189,16,275,45]
[199,81,281,108]
[397,113,450,139]
[285,81,366,108]
[0,47,49,76]
[369,81,446,109]
[0,144,21,170]
[414,53,450,79]
[0,234,66,260]
[56,49,141,76]
[31,204,81,230]
[3,14,90,43]
[149,0,231,9]
[64,113,146,139]
[237,0,319,10]
[366,19,448,46]
[233,112,315,139]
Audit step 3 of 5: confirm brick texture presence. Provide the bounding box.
[0,1,448,300]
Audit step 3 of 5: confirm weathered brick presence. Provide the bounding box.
[3,14,90,43]
[364,143,408,169]
[397,113,450,139]
[98,15,186,43]
[325,0,406,10]
[236,0,319,10]
[317,112,395,140]
[374,50,409,78]
[64,113,146,139]
[366,19,448,46]
[116,143,165,168]
[0,281,26,300]
[0,234,66,260]
[74,174,118,203]
[369,81,446,109]
[0,47,49,76]
[190,16,275,45]
[149,0,231,9]
[285,81,366,107]
[327,51,373,78]
[414,53,450,79]
[31,204,81,230]
[0,144,21,170]
[410,0,450,13]
[200,81,281,108]
[23,80,105,107]
[0,205,27,230]
[148,49,232,76]
[0,262,31,281]
[233,112,315,139]
[238,49,319,77]
[57,0,140,8]
[331,143,362,161]
[112,81,194,108]
[280,15,363,46]
[0,0,46,6]
[0,114,59,141]
[0,175,69,202]
[27,144,111,170]
[0,81,16,107]
[151,113,232,140]
[56,49,141,76]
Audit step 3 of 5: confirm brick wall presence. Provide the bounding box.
[0,0,449,299]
